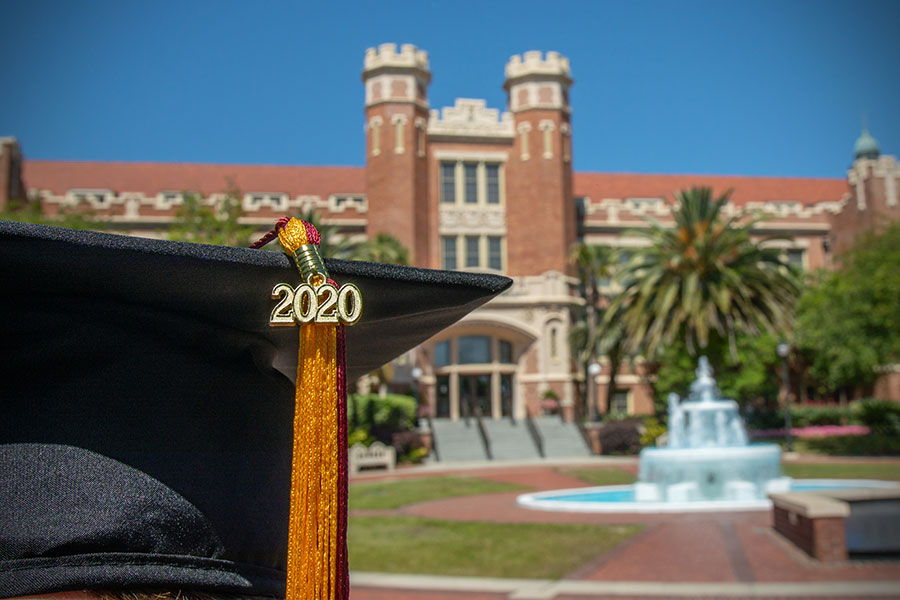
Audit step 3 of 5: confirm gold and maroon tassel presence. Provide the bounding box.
[252,217,360,600]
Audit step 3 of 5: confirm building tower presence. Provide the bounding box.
[502,51,576,276]
[362,43,432,266]
[833,124,899,256]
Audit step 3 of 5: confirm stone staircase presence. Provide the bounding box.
[429,418,488,462]
[481,418,541,460]
[532,416,591,458]
[429,416,592,462]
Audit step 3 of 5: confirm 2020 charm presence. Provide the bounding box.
[270,280,363,326]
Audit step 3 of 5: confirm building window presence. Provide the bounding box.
[434,340,450,367]
[436,375,451,418]
[487,236,502,271]
[486,164,500,204]
[440,235,505,273]
[464,163,478,204]
[440,163,456,204]
[499,340,513,364]
[611,389,630,415]
[438,160,504,205]
[465,235,480,268]
[458,335,491,364]
[786,249,805,270]
[441,236,457,270]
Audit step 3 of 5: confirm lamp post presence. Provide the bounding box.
[776,341,792,453]
[587,362,602,422]
[411,367,423,427]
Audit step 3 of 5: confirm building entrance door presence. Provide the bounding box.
[460,374,491,418]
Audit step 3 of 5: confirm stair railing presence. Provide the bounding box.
[424,413,440,462]
[524,411,545,458]
[466,397,493,460]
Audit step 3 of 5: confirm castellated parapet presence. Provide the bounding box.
[364,43,430,74]
[505,50,572,83]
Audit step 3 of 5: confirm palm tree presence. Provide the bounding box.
[351,232,409,266]
[608,187,799,361]
[569,244,623,420]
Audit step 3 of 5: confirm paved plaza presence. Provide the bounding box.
[348,459,900,600]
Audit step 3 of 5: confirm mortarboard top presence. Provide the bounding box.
[0,220,511,598]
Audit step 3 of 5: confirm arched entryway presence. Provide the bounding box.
[427,325,533,420]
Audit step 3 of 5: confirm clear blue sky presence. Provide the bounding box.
[2,0,898,178]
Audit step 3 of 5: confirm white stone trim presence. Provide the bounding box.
[539,120,556,159]
[505,50,571,80]
[65,188,114,209]
[369,116,383,156]
[36,189,368,218]
[427,98,514,140]
[579,195,845,219]
[414,117,427,157]
[364,43,429,72]
[872,155,899,208]
[439,205,506,234]
[517,121,532,161]
[432,149,509,162]
[392,113,408,154]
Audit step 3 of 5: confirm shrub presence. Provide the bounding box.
[800,433,900,456]
[745,404,853,432]
[853,399,900,435]
[348,393,417,448]
[391,430,428,463]
[639,416,667,448]
[790,405,846,427]
[598,419,642,455]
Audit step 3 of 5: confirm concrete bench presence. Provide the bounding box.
[348,441,396,474]
[770,488,900,561]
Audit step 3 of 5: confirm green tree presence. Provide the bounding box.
[569,244,625,420]
[795,223,900,398]
[1,193,103,231]
[652,330,781,412]
[608,187,799,361]
[168,182,253,247]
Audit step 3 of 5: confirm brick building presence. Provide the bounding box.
[2,44,898,420]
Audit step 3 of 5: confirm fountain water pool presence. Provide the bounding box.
[517,479,900,513]
[518,357,900,513]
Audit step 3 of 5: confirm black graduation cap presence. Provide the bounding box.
[0,220,511,598]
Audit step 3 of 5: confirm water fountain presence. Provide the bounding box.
[634,357,790,502]
[518,357,899,513]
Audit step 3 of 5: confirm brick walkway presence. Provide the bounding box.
[348,460,900,599]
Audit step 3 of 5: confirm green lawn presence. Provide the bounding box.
[783,462,900,481]
[557,467,637,486]
[349,476,529,510]
[349,516,640,578]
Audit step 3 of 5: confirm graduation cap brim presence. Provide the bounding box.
[0,220,511,598]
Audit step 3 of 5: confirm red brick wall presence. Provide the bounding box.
[773,506,847,561]
[365,103,431,266]
[506,109,576,277]
[832,166,899,259]
[874,371,900,401]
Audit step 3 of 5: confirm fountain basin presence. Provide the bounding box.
[517,479,900,513]
[637,443,786,502]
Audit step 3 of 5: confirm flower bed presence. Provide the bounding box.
[749,425,870,439]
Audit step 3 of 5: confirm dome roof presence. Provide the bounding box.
[854,127,880,160]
